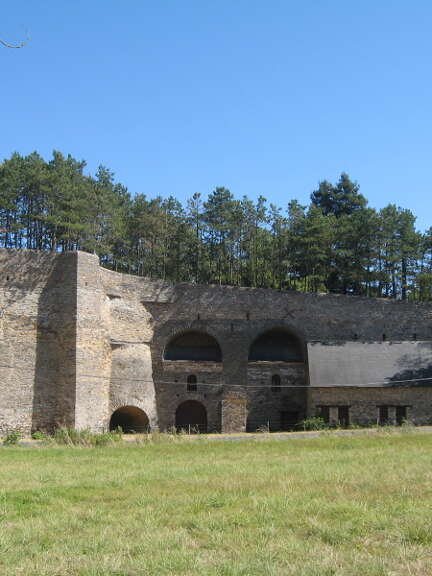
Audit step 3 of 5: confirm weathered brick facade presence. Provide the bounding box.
[1,248,432,434]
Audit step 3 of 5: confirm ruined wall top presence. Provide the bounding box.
[2,248,431,342]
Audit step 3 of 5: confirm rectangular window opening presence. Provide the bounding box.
[396,406,407,426]
[378,405,389,425]
[187,375,198,393]
[317,406,330,424]
[338,406,349,428]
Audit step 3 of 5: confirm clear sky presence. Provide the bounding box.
[1,0,431,231]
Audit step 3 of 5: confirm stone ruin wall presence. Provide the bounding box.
[98,265,174,431]
[146,283,432,430]
[1,247,432,434]
[0,249,77,434]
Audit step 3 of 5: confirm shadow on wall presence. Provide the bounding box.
[1,250,60,307]
[249,329,304,362]
[32,253,77,432]
[388,367,432,386]
[387,345,432,387]
[246,392,307,432]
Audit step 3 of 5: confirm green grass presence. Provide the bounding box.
[1,432,432,575]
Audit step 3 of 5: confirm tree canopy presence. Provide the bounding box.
[1,150,430,301]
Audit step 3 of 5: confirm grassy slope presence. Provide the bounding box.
[1,433,432,576]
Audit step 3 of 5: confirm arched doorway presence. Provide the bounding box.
[175,400,207,433]
[109,406,149,433]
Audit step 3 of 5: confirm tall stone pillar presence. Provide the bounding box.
[221,391,247,433]
[74,252,111,431]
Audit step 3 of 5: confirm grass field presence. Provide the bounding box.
[1,431,432,575]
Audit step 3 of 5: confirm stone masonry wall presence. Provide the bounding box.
[0,249,77,434]
[1,248,432,434]
[221,392,247,433]
[95,266,432,431]
[246,363,307,431]
[74,252,111,431]
[309,386,432,426]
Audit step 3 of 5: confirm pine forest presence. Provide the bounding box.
[1,150,431,301]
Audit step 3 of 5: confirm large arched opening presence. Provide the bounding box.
[109,406,150,433]
[248,328,304,363]
[164,331,222,362]
[175,400,208,433]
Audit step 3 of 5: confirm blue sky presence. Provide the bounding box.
[1,0,431,231]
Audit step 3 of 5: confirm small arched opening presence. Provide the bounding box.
[175,400,207,433]
[249,328,303,362]
[164,331,222,361]
[109,406,149,433]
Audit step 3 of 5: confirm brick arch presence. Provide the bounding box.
[248,327,305,362]
[175,400,207,433]
[163,330,222,362]
[110,396,151,413]
[109,405,150,433]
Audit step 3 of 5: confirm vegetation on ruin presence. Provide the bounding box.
[2,429,22,446]
[1,431,432,575]
[0,150,431,299]
[29,427,124,447]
